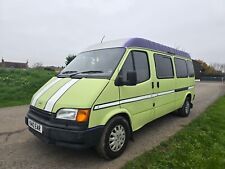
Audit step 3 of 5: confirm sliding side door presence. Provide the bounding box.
[152,53,176,118]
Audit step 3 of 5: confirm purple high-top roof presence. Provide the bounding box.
[86,37,190,58]
[124,38,190,58]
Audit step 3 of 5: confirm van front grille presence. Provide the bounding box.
[29,106,55,121]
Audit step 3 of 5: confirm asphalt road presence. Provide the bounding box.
[0,82,225,169]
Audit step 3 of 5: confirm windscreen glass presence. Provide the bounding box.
[59,48,125,79]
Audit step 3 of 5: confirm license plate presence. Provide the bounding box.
[28,119,42,133]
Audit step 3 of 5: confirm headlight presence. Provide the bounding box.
[56,109,78,120]
[56,108,90,122]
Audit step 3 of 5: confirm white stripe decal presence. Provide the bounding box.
[31,78,61,106]
[94,89,177,110]
[188,86,194,90]
[44,79,79,112]
[157,90,175,96]
[120,94,152,104]
[151,93,158,98]
[94,101,120,110]
[95,86,195,110]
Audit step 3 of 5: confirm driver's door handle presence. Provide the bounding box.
[157,82,160,88]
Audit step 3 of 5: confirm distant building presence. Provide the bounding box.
[0,58,28,69]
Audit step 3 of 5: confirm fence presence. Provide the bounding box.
[199,76,225,83]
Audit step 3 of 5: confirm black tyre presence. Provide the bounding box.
[96,116,130,159]
[177,97,191,117]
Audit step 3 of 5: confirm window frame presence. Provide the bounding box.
[119,50,151,84]
[174,57,189,78]
[153,53,174,79]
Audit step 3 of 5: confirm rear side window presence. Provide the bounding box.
[120,51,150,83]
[154,54,174,79]
[174,58,188,78]
[187,61,195,77]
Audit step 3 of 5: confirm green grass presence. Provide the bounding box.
[0,68,55,108]
[123,95,225,169]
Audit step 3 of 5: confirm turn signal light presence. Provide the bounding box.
[76,109,91,122]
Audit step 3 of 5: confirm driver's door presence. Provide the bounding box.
[118,50,154,131]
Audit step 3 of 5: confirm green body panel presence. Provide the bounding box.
[88,80,120,127]
[32,77,109,113]
[174,56,195,108]
[189,77,195,101]
[175,78,191,108]
[52,78,109,113]
[35,78,70,109]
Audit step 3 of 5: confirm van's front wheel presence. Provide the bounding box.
[96,116,130,159]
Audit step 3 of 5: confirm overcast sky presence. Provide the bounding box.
[0,0,225,66]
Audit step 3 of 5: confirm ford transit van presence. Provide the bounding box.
[25,38,195,159]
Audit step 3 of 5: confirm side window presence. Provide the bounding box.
[154,54,174,79]
[120,53,134,81]
[174,58,188,78]
[187,60,195,77]
[133,51,150,83]
[120,51,150,84]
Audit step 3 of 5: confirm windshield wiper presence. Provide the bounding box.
[78,70,103,74]
[57,71,78,78]
[70,70,104,78]
[61,71,78,74]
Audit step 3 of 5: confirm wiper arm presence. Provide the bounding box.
[61,71,78,74]
[57,71,78,78]
[69,70,104,78]
[78,70,103,74]
[69,72,80,77]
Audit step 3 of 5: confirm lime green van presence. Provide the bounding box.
[25,38,195,159]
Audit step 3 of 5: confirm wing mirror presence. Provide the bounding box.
[115,71,137,86]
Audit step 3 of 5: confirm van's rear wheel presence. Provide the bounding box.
[177,97,191,117]
[96,116,130,159]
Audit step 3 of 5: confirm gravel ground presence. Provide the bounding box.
[0,82,224,169]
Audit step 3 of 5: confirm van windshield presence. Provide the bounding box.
[58,48,125,79]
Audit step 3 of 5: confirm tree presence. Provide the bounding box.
[65,55,76,65]
[196,60,222,76]
[32,62,43,69]
[211,63,225,74]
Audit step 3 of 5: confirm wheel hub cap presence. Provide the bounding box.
[109,125,126,152]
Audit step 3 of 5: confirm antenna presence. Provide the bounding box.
[101,35,105,43]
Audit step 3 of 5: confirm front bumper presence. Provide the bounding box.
[25,106,104,149]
